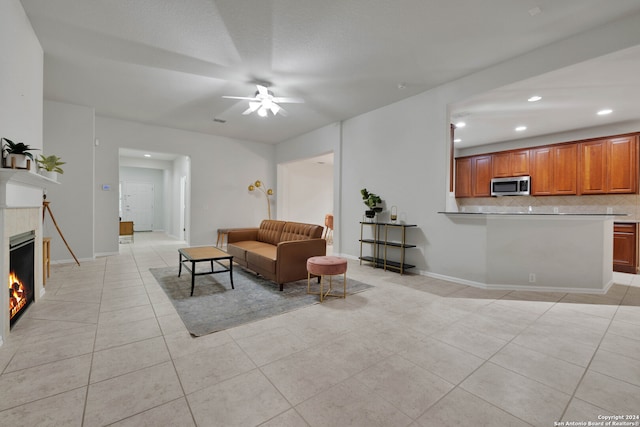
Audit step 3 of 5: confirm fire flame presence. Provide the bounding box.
[9,271,26,319]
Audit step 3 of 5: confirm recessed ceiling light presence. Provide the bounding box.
[144,154,151,158]
[528,6,542,16]
[528,95,542,102]
[453,138,462,143]
[455,121,466,128]
[515,126,527,132]
[597,109,613,116]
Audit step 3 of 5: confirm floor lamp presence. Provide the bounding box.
[248,180,273,219]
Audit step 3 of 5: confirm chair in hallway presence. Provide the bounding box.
[323,213,333,244]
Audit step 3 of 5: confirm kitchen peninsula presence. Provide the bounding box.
[439,211,624,293]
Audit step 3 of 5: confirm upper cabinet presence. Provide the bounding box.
[529,146,553,195]
[553,144,578,195]
[455,155,491,198]
[455,157,472,198]
[580,139,608,194]
[492,149,529,178]
[472,155,492,197]
[454,132,639,198]
[580,136,638,194]
[529,144,577,195]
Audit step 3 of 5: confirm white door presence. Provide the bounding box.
[122,182,154,231]
[179,176,187,241]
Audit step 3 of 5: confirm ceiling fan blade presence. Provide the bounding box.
[242,101,261,115]
[256,85,270,97]
[274,104,288,116]
[222,95,260,101]
[270,103,281,115]
[272,96,304,104]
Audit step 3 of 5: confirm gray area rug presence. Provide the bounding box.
[149,265,373,336]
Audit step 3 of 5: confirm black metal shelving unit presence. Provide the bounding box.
[359,221,417,274]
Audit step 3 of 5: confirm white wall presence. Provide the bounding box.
[95,116,275,253]
[279,160,333,226]
[277,10,640,285]
[43,101,95,262]
[0,0,43,152]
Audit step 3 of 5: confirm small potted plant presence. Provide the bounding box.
[36,154,65,180]
[361,188,383,220]
[2,138,39,169]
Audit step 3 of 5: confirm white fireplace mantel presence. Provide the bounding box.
[0,169,57,346]
[0,169,58,208]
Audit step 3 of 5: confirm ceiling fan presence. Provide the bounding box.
[222,84,304,117]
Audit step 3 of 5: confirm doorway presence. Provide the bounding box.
[278,152,334,244]
[121,182,155,231]
[119,149,190,241]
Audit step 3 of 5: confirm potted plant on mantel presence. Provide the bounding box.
[361,188,383,220]
[2,137,39,169]
[36,154,65,181]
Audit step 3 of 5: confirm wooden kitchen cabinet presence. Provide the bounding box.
[492,152,511,178]
[529,144,577,196]
[553,144,578,194]
[492,149,529,177]
[580,136,638,194]
[613,222,638,273]
[472,155,492,197]
[608,136,638,193]
[530,146,553,195]
[454,132,638,198]
[455,155,491,197]
[455,157,472,197]
[580,139,609,194]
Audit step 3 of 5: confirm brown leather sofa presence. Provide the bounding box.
[227,219,326,291]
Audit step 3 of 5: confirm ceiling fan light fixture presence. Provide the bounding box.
[223,84,303,118]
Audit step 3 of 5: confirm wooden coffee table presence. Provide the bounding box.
[178,246,234,296]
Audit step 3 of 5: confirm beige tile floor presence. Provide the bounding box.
[2,232,640,426]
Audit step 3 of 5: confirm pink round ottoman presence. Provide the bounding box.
[307,256,348,302]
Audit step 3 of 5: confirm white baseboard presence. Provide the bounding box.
[347,259,612,295]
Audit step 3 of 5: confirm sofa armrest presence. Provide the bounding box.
[276,238,327,284]
[227,228,259,244]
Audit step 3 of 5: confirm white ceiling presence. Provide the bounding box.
[20,0,640,145]
[452,44,640,149]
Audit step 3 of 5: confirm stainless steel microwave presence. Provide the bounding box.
[491,176,530,196]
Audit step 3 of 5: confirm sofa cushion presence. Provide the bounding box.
[280,221,323,242]
[247,245,277,273]
[227,240,269,262]
[256,220,286,245]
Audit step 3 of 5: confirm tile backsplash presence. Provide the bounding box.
[456,194,640,221]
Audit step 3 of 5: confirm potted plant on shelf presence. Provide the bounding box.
[2,137,39,169]
[361,188,383,220]
[36,154,65,180]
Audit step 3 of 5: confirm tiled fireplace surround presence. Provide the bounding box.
[0,171,47,347]
[457,193,640,220]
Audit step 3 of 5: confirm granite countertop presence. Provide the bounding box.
[438,211,628,217]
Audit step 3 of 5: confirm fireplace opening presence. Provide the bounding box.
[9,230,35,328]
